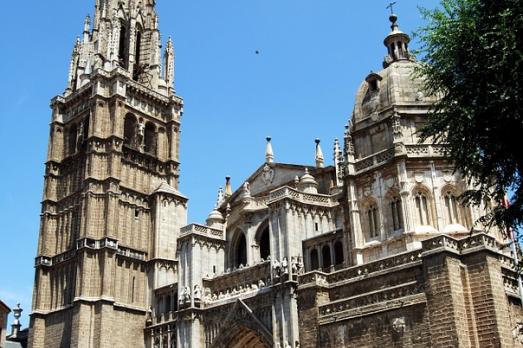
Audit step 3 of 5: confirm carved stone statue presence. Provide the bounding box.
[272,259,281,278]
[282,257,289,275]
[193,285,202,300]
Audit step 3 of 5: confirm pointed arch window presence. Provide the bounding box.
[124,114,137,148]
[258,226,270,261]
[390,196,404,231]
[144,122,157,155]
[367,204,380,238]
[322,245,332,270]
[119,23,128,68]
[68,124,78,155]
[444,190,460,224]
[414,191,431,225]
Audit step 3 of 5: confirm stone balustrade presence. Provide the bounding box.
[268,186,333,206]
[202,261,271,302]
[180,223,224,239]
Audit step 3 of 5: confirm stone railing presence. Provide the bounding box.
[422,233,500,255]
[180,223,224,239]
[354,148,395,172]
[35,237,147,267]
[268,187,333,206]
[318,280,424,316]
[203,261,271,302]
[405,144,447,158]
[325,249,422,284]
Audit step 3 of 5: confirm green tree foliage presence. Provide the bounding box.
[416,0,523,238]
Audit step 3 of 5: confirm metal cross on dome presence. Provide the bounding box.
[387,1,397,14]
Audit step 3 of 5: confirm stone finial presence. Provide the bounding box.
[265,137,274,164]
[83,15,91,34]
[225,176,232,197]
[164,36,175,90]
[315,139,324,168]
[333,138,343,186]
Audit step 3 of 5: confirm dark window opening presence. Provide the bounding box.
[133,29,143,81]
[119,24,128,68]
[234,233,247,268]
[310,249,319,270]
[144,122,157,155]
[322,245,332,270]
[259,227,270,260]
[135,209,139,218]
[334,241,344,265]
[124,114,137,147]
[315,222,319,232]
[369,79,378,91]
[68,124,78,155]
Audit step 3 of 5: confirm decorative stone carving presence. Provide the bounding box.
[282,257,289,275]
[272,259,281,278]
[194,285,202,301]
[513,322,523,344]
[262,164,275,185]
[392,317,406,334]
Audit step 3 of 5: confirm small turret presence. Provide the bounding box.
[297,168,318,194]
[383,12,413,68]
[206,188,225,229]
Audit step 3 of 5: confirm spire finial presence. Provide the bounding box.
[84,15,91,33]
[315,138,324,168]
[265,137,274,164]
[225,176,232,197]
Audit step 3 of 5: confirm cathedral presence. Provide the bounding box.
[28,1,523,347]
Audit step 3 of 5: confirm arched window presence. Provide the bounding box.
[367,204,380,238]
[233,232,247,268]
[144,122,157,155]
[133,27,143,81]
[390,196,404,231]
[119,23,128,68]
[68,124,78,155]
[322,245,332,270]
[414,191,431,225]
[258,227,270,260]
[124,114,137,148]
[310,249,319,270]
[334,241,344,265]
[135,30,142,66]
[165,294,171,312]
[444,190,460,224]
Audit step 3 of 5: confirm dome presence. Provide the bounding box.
[352,60,432,124]
[351,13,437,125]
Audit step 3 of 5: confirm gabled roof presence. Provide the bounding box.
[0,300,11,314]
[152,182,188,200]
[223,162,335,205]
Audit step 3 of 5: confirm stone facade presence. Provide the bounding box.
[29,2,523,348]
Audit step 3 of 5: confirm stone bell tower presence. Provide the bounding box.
[29,0,186,347]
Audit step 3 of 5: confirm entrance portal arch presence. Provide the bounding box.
[227,327,270,348]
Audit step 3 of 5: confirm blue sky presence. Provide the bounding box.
[0,0,438,326]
